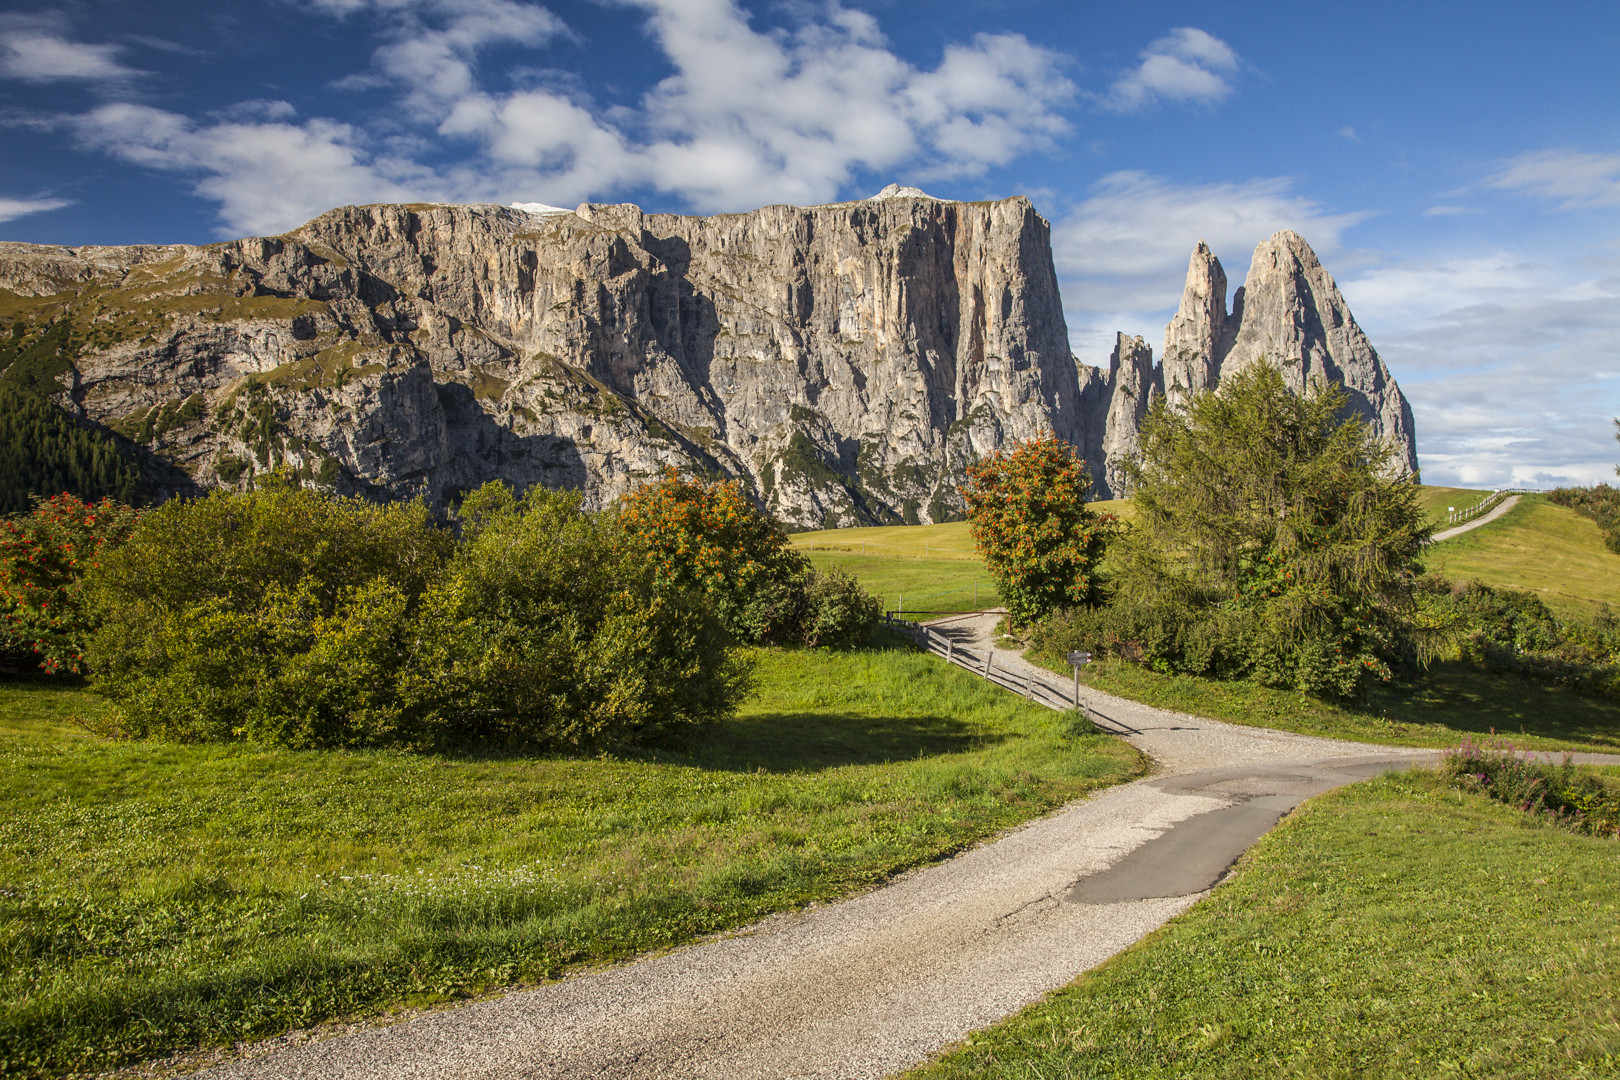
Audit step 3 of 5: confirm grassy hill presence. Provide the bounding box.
[1417,484,1493,528]
[1427,495,1620,617]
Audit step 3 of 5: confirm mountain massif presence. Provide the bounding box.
[0,191,1417,524]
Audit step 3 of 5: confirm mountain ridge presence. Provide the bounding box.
[0,196,1418,520]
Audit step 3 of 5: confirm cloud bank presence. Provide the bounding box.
[46,0,1084,234]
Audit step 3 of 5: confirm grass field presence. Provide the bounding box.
[790,522,998,616]
[0,648,1141,1079]
[1427,495,1620,617]
[1417,484,1493,528]
[1041,653,1620,753]
[908,770,1620,1080]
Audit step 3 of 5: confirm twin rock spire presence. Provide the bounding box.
[1087,231,1420,498]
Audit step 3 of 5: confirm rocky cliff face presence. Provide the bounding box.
[1155,231,1420,478]
[0,195,1084,526]
[0,202,1417,521]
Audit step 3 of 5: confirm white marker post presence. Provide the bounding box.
[1068,650,1092,712]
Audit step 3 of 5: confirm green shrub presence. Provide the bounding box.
[421,482,753,748]
[1070,363,1431,698]
[616,469,880,648]
[799,566,883,648]
[1442,737,1620,839]
[83,481,452,746]
[1411,577,1620,701]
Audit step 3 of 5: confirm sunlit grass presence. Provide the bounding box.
[0,646,1142,1078]
[1427,496,1620,618]
[908,770,1620,1079]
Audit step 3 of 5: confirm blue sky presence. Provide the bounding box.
[2,0,1618,488]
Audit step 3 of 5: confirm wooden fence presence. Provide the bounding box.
[1446,487,1542,526]
[879,613,1078,712]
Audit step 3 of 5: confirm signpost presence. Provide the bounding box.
[1067,650,1091,711]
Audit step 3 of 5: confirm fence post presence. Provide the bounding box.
[983,650,993,675]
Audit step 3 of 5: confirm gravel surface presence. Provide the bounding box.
[195,612,1607,1080]
[1430,494,1519,543]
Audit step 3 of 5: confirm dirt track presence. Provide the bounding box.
[197,614,1471,1080]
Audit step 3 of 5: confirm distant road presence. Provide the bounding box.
[1431,495,1519,543]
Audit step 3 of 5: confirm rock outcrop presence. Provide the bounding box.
[1159,241,1229,409]
[0,193,1084,526]
[0,202,1419,520]
[1098,333,1155,498]
[1152,231,1420,477]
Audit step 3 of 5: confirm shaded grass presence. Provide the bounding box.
[908,770,1620,1080]
[1040,654,1620,753]
[0,646,1142,1079]
[1427,496,1620,618]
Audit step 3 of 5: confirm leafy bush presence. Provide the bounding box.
[84,480,761,752]
[1066,363,1431,698]
[799,566,883,648]
[1412,577,1620,701]
[616,468,879,648]
[961,435,1114,627]
[420,482,753,748]
[1442,737,1620,839]
[83,481,451,746]
[0,494,138,674]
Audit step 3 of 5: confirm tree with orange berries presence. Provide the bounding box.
[961,436,1113,626]
[0,493,137,673]
[616,468,879,647]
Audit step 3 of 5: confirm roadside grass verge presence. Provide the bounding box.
[0,645,1142,1079]
[908,769,1620,1080]
[1418,484,1492,528]
[1426,496,1620,618]
[1042,655,1620,753]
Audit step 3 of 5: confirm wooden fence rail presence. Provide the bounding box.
[880,613,1077,712]
[1446,487,1542,526]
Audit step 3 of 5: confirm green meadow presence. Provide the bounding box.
[0,647,1140,1078]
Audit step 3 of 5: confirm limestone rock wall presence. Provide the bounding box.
[0,195,1085,526]
[0,205,1418,520]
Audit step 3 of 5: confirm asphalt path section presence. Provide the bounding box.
[197,612,1610,1080]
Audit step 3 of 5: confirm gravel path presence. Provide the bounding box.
[1431,494,1519,543]
[194,610,1610,1080]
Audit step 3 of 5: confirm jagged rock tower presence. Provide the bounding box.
[1157,231,1420,478]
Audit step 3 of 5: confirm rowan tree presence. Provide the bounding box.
[961,435,1113,626]
[0,493,138,673]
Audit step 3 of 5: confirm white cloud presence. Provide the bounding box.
[434,0,1074,211]
[1053,171,1371,358]
[1423,204,1480,217]
[1104,28,1239,112]
[0,14,141,82]
[71,104,431,235]
[1342,255,1620,487]
[1338,126,1359,142]
[1487,148,1620,209]
[50,1,1079,229]
[0,195,72,223]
